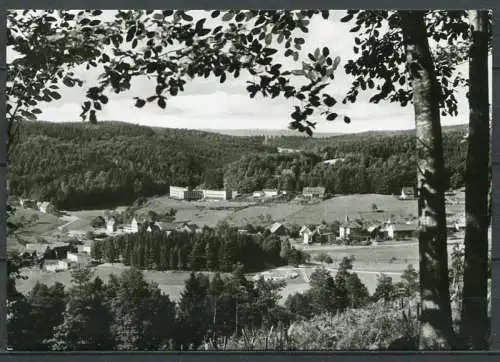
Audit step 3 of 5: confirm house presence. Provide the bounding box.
[339,217,364,239]
[38,201,56,214]
[177,223,198,234]
[367,224,385,240]
[322,158,345,166]
[44,260,69,272]
[400,186,416,200]
[263,189,280,198]
[299,225,319,245]
[253,191,265,198]
[203,189,233,201]
[385,223,418,240]
[155,222,177,232]
[131,217,139,233]
[20,198,37,209]
[302,186,326,199]
[67,251,89,263]
[106,217,117,234]
[77,244,92,255]
[268,222,287,236]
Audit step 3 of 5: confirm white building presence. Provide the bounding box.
[44,260,69,272]
[253,191,265,198]
[170,186,188,199]
[262,189,279,198]
[67,251,79,262]
[131,217,139,233]
[299,225,318,245]
[38,201,56,214]
[203,189,232,200]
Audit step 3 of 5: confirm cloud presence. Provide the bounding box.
[21,10,493,133]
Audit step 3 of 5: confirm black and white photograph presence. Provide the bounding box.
[6,9,493,351]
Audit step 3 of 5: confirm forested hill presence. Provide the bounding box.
[9,121,468,210]
[223,125,468,196]
[9,121,272,210]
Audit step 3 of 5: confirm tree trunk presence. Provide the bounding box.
[458,10,490,350]
[399,10,455,349]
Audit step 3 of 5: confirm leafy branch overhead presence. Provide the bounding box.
[7,10,352,138]
[7,9,490,138]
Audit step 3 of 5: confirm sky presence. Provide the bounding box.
[9,10,493,133]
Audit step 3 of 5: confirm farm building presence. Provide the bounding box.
[155,222,177,231]
[385,223,418,239]
[400,186,416,200]
[262,189,280,198]
[44,260,69,272]
[77,244,92,255]
[253,191,265,198]
[203,189,233,200]
[268,222,287,236]
[299,225,319,244]
[277,147,300,154]
[169,186,203,201]
[339,217,364,239]
[19,198,37,209]
[302,186,326,199]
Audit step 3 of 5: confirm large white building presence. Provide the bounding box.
[203,189,232,200]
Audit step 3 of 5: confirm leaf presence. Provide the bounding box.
[265,33,272,45]
[326,113,338,121]
[132,39,138,49]
[235,12,245,22]
[50,91,61,100]
[158,98,166,109]
[322,47,329,57]
[222,12,233,21]
[291,70,305,76]
[305,127,313,137]
[340,14,354,22]
[332,56,341,70]
[211,10,220,18]
[99,95,109,104]
[344,116,351,123]
[277,33,284,44]
[89,19,101,26]
[182,13,194,21]
[126,26,136,42]
[135,98,146,108]
[93,101,102,110]
[323,96,337,107]
[31,108,42,114]
[294,37,305,45]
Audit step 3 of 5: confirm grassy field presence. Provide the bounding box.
[8,208,66,251]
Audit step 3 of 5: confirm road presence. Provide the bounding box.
[57,215,80,231]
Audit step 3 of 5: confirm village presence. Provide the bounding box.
[10,182,469,296]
